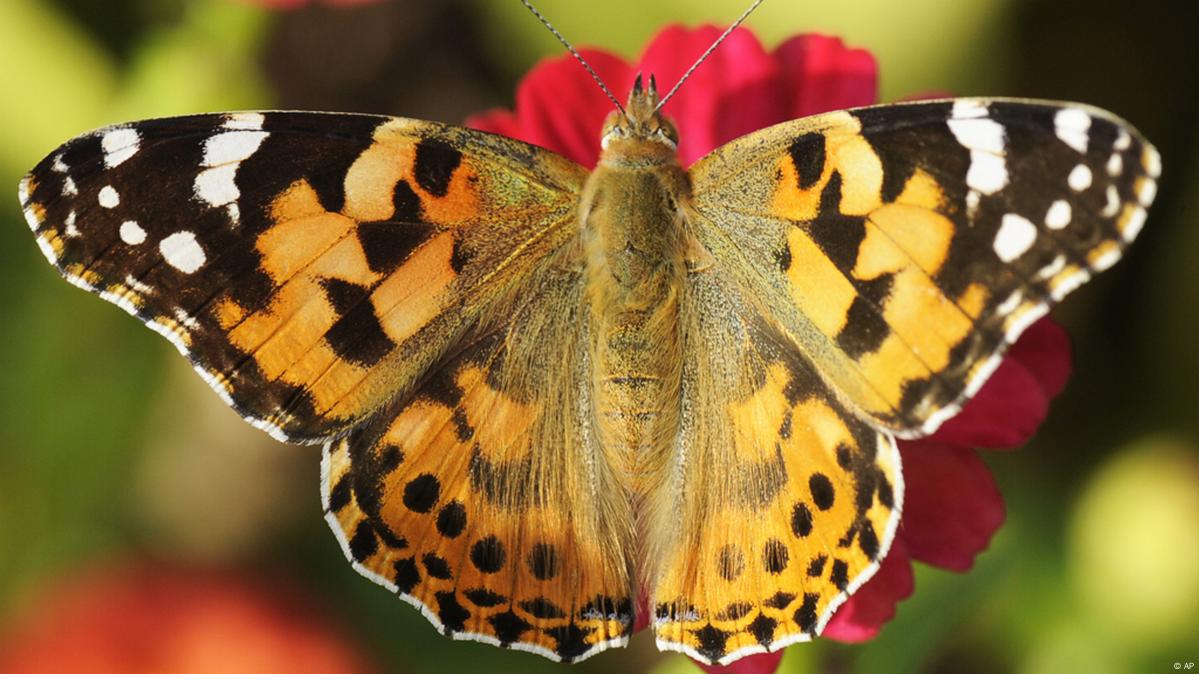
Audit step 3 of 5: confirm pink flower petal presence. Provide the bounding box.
[933,358,1049,449]
[898,443,1005,571]
[463,108,522,139]
[823,539,914,642]
[509,49,634,167]
[640,25,786,165]
[773,34,877,118]
[932,318,1072,449]
[1005,317,1072,399]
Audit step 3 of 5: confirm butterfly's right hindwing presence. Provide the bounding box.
[19,112,587,442]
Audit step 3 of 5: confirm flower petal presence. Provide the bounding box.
[933,357,1049,449]
[463,108,522,139]
[1005,317,1072,400]
[639,25,785,165]
[773,34,878,119]
[823,539,914,642]
[933,318,1071,449]
[898,443,1005,571]
[507,48,634,167]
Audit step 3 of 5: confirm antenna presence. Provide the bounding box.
[656,0,765,111]
[520,0,625,114]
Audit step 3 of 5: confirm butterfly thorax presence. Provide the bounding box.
[583,77,688,499]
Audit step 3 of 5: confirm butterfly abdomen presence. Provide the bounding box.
[582,162,687,495]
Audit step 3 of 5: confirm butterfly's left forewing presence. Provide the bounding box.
[20,112,587,442]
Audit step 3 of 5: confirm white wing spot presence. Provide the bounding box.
[202,130,268,167]
[195,164,240,207]
[98,185,120,208]
[160,231,206,273]
[1106,152,1123,177]
[101,128,141,168]
[120,220,147,245]
[1045,199,1071,229]
[1068,164,1092,191]
[51,154,70,173]
[994,213,1037,262]
[62,176,78,196]
[1054,108,1091,153]
[193,129,267,224]
[64,210,79,237]
[966,152,1009,195]
[1101,185,1120,218]
[948,109,1009,196]
[948,116,1006,153]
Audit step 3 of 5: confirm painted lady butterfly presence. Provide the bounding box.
[20,63,1157,667]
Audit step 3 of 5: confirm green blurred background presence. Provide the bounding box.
[1,0,1197,672]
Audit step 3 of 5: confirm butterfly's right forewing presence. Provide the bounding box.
[688,98,1158,438]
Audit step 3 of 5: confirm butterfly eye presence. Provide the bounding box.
[652,126,678,148]
[600,124,629,150]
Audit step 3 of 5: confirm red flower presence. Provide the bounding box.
[469,25,1071,671]
[0,563,374,674]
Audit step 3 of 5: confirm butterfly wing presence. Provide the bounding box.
[687,98,1158,437]
[650,98,1157,664]
[19,112,587,443]
[23,112,635,660]
[648,267,902,664]
[322,257,636,662]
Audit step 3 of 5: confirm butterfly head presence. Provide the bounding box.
[600,74,679,158]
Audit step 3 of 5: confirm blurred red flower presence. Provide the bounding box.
[469,25,1073,672]
[0,563,374,674]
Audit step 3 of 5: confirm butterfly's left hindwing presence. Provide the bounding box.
[19,112,587,442]
[689,98,1158,437]
[322,260,635,663]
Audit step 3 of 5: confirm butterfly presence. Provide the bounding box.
[19,67,1158,664]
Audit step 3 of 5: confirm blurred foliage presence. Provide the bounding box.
[0,0,1197,672]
